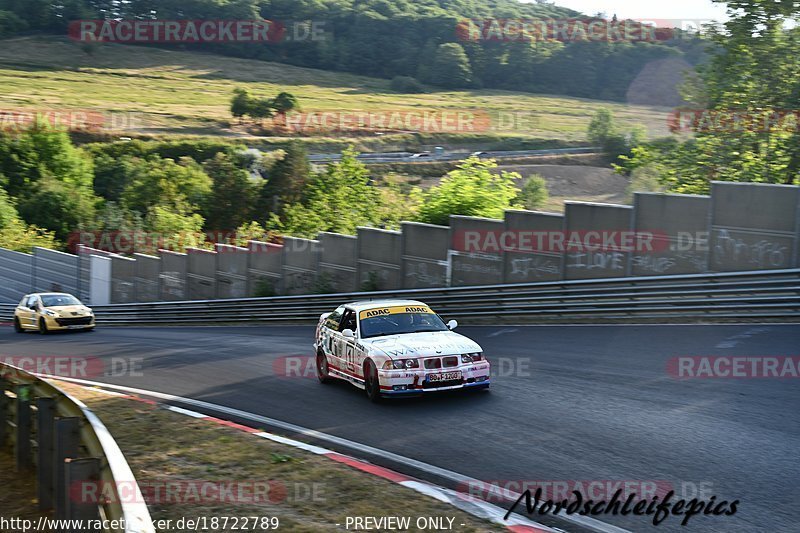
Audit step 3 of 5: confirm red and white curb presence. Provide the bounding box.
[61,381,558,533]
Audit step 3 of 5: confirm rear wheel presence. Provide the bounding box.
[38,317,49,335]
[316,351,333,384]
[364,360,382,403]
[13,318,23,333]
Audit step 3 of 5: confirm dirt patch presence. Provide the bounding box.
[498,164,630,212]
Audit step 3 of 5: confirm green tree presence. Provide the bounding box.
[272,92,300,126]
[280,147,380,237]
[230,88,252,124]
[639,1,800,192]
[249,97,275,125]
[120,156,211,215]
[16,177,96,241]
[258,142,310,217]
[202,153,256,230]
[0,118,94,198]
[417,157,521,226]
[517,174,549,210]
[588,108,644,163]
[429,43,474,89]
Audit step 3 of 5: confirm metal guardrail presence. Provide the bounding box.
[0,363,154,533]
[3,269,796,325]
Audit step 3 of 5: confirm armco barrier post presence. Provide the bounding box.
[54,417,81,522]
[15,384,32,471]
[64,457,101,527]
[37,397,56,510]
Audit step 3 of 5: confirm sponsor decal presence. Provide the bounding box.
[359,306,434,320]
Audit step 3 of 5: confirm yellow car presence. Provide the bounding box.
[14,293,96,334]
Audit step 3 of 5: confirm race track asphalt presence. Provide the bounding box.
[1,324,797,533]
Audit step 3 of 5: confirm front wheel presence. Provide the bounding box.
[316,352,333,384]
[364,360,382,403]
[38,317,49,335]
[13,318,23,333]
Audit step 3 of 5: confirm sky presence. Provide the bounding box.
[540,0,730,22]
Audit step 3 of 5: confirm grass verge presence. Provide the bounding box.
[50,381,505,532]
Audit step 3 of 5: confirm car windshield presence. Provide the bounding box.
[41,295,82,307]
[360,310,448,339]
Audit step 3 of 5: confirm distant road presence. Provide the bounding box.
[306,146,601,164]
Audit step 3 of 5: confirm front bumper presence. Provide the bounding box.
[378,362,491,395]
[43,315,96,330]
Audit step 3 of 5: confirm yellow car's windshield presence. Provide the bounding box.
[41,294,81,307]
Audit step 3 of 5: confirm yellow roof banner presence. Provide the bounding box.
[359,305,434,320]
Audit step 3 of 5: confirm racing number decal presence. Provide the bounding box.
[344,343,356,371]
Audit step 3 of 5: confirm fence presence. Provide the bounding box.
[2,269,796,326]
[0,362,154,533]
[0,182,799,305]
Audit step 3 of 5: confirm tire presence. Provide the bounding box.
[363,360,382,403]
[316,351,333,384]
[13,318,23,333]
[38,317,49,335]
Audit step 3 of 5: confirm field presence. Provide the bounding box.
[0,36,673,149]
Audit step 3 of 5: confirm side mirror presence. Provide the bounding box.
[447,320,458,330]
[342,329,356,339]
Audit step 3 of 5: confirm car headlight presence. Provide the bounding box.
[462,353,483,363]
[42,309,58,317]
[384,359,420,370]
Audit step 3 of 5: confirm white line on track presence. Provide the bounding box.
[40,375,631,533]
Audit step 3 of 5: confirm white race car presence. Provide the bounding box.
[313,300,491,401]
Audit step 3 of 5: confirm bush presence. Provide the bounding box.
[390,76,425,94]
[517,174,549,210]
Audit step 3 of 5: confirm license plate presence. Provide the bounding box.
[67,325,85,330]
[427,371,462,383]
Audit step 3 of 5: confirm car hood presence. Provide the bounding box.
[363,331,481,358]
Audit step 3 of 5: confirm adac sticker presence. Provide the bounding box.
[359,305,434,320]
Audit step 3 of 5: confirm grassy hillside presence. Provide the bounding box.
[0,36,672,147]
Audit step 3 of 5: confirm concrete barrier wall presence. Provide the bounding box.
[357,228,402,291]
[134,253,160,302]
[159,250,188,301]
[401,222,450,288]
[632,193,711,276]
[0,248,32,304]
[186,248,217,300]
[564,202,633,280]
[318,233,358,293]
[282,237,321,296]
[110,255,136,303]
[32,247,79,295]
[709,183,800,272]
[503,210,564,283]
[247,241,283,297]
[0,182,799,304]
[449,216,505,287]
[215,244,249,300]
